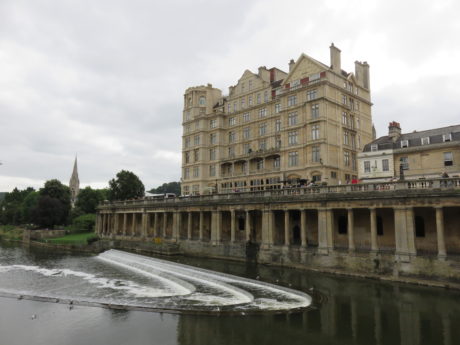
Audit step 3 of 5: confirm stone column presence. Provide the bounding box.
[172,211,180,241]
[113,213,119,236]
[199,211,204,241]
[211,210,222,244]
[261,209,274,247]
[123,213,127,236]
[101,214,106,236]
[95,214,100,235]
[435,207,447,258]
[230,209,236,243]
[162,212,167,238]
[153,213,158,237]
[131,213,136,237]
[142,212,148,238]
[284,209,290,246]
[187,212,192,240]
[245,210,251,241]
[347,208,355,252]
[394,206,416,261]
[318,208,333,254]
[370,207,378,252]
[300,209,307,247]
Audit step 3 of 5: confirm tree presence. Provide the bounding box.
[0,187,35,225]
[149,181,181,195]
[108,170,145,201]
[75,186,104,214]
[33,179,71,228]
[71,213,96,232]
[21,191,39,224]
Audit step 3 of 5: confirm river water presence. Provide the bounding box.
[0,242,459,345]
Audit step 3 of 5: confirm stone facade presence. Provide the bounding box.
[181,44,373,195]
[358,122,460,181]
[97,178,460,283]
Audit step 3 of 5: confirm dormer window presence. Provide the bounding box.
[443,133,452,142]
[199,96,206,105]
[401,140,409,148]
[421,137,430,145]
[371,144,378,152]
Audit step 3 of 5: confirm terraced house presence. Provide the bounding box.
[181,44,373,195]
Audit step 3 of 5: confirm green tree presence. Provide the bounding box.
[32,179,71,228]
[71,213,96,232]
[75,186,104,214]
[149,181,181,195]
[21,191,39,224]
[108,170,145,201]
[0,187,35,225]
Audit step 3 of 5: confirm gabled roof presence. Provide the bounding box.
[282,53,329,86]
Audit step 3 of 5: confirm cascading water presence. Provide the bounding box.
[0,249,312,314]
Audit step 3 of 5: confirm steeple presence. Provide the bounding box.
[69,156,80,207]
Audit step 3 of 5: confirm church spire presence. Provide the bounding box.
[69,156,80,207]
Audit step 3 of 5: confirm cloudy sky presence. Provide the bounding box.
[1,0,459,192]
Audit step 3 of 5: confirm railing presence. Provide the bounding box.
[100,177,460,208]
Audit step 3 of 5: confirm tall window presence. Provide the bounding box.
[400,157,409,170]
[184,167,190,179]
[199,96,206,105]
[257,93,261,104]
[311,104,319,119]
[344,151,350,166]
[275,119,281,132]
[288,131,298,146]
[241,98,245,108]
[243,112,250,122]
[194,135,200,146]
[307,89,317,101]
[351,153,356,171]
[259,139,266,150]
[228,146,235,158]
[243,127,250,139]
[248,95,253,106]
[243,143,250,154]
[443,133,452,142]
[228,131,236,143]
[185,151,190,163]
[275,103,281,113]
[288,112,298,126]
[312,125,320,140]
[210,133,217,144]
[193,166,199,177]
[444,152,453,166]
[287,95,297,107]
[210,119,217,128]
[209,148,216,160]
[194,149,199,161]
[185,111,190,121]
[312,145,320,162]
[382,159,389,171]
[264,91,268,102]
[401,140,409,148]
[209,165,216,177]
[342,112,347,125]
[229,117,236,126]
[342,95,347,104]
[349,115,355,129]
[259,108,267,118]
[364,161,370,173]
[288,151,298,167]
[274,157,280,168]
[185,137,190,148]
[259,123,267,136]
[233,102,237,112]
[275,136,282,148]
[344,131,349,145]
[256,159,264,170]
[351,134,356,149]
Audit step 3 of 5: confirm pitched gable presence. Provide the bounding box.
[282,53,328,87]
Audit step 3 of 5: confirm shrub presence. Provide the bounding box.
[71,214,96,233]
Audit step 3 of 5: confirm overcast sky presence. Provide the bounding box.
[1,0,459,192]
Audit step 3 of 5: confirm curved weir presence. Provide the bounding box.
[0,249,312,314]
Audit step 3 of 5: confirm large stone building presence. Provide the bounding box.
[358,122,460,181]
[181,44,373,195]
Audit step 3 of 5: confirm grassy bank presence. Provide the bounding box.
[0,225,23,241]
[46,232,98,245]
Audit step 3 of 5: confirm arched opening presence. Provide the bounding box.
[292,225,301,245]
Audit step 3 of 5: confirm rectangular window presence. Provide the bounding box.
[421,137,430,145]
[210,133,217,144]
[264,91,268,102]
[259,139,266,150]
[248,95,253,106]
[257,93,261,104]
[243,143,250,154]
[342,112,347,125]
[243,112,250,122]
[184,167,190,179]
[288,151,298,167]
[352,153,356,171]
[311,104,319,119]
[228,131,236,143]
[364,161,371,173]
[275,103,281,113]
[312,145,320,162]
[259,123,267,136]
[351,134,356,149]
[274,157,280,168]
[371,144,378,152]
[275,137,282,148]
[193,166,199,177]
[444,152,453,166]
[342,94,347,105]
[307,90,317,101]
[194,135,200,146]
[241,98,245,108]
[227,103,231,113]
[185,111,191,121]
[382,159,389,171]
[243,127,250,139]
[210,119,217,129]
[443,133,452,142]
[194,149,199,161]
[344,151,350,166]
[400,157,409,170]
[185,137,190,148]
[209,165,216,177]
[185,151,190,163]
[312,125,320,140]
[287,95,297,107]
[209,148,216,160]
[401,140,409,148]
[248,80,252,90]
[288,131,298,146]
[256,159,264,170]
[233,102,237,112]
[344,131,349,145]
[259,108,267,118]
[349,115,355,129]
[275,119,281,132]
[288,112,298,126]
[229,117,236,126]
[228,146,235,158]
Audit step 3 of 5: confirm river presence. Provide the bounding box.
[0,241,459,345]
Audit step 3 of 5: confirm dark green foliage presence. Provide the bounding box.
[21,191,39,224]
[0,187,36,225]
[149,181,181,195]
[108,170,145,201]
[75,187,105,213]
[33,196,67,228]
[71,214,96,233]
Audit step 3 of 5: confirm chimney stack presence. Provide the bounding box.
[289,59,295,72]
[388,121,401,141]
[330,43,341,73]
